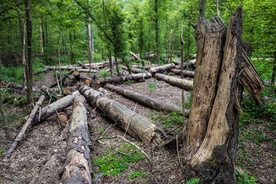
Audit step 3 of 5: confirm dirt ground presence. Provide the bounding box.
[0,71,275,184]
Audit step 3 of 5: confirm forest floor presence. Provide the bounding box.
[0,70,275,184]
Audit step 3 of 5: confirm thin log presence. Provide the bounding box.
[62,95,92,184]
[149,63,175,74]
[105,83,189,116]
[170,69,195,78]
[95,72,152,85]
[80,86,167,145]
[3,95,45,160]
[0,79,24,90]
[46,66,83,70]
[130,51,141,60]
[77,61,89,69]
[155,73,193,90]
[32,90,80,124]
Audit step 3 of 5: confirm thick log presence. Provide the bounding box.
[95,72,152,85]
[149,63,175,74]
[105,83,189,116]
[46,66,83,70]
[0,79,24,90]
[62,95,92,184]
[121,65,143,74]
[173,59,196,69]
[80,86,167,145]
[155,73,193,90]
[32,90,80,124]
[3,95,45,160]
[170,69,195,78]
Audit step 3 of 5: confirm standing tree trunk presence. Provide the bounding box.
[154,0,160,65]
[271,51,276,86]
[25,0,33,104]
[86,22,93,74]
[182,8,263,183]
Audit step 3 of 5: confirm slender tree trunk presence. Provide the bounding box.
[199,0,206,18]
[62,30,66,56]
[39,18,44,56]
[69,31,75,64]
[86,22,93,74]
[271,51,276,86]
[25,0,33,104]
[154,0,160,65]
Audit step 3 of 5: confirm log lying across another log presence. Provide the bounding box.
[62,95,92,184]
[121,65,143,74]
[80,86,167,145]
[3,95,45,160]
[155,73,193,90]
[105,83,189,116]
[149,63,175,74]
[95,72,152,85]
[32,90,80,124]
[170,69,195,78]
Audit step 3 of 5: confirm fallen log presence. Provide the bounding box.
[105,83,189,116]
[170,69,195,78]
[0,79,24,90]
[62,95,92,184]
[130,51,141,61]
[80,86,167,145]
[95,72,152,85]
[173,59,196,69]
[77,61,89,69]
[155,73,193,90]
[121,65,143,74]
[149,63,175,74]
[3,95,45,160]
[32,90,80,124]
[46,66,83,70]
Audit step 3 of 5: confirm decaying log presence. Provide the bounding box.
[46,66,83,71]
[149,63,175,74]
[87,60,110,69]
[72,69,97,73]
[121,65,143,74]
[32,91,80,124]
[0,79,24,90]
[155,73,193,90]
[62,95,92,184]
[95,72,152,85]
[170,69,195,78]
[80,86,167,145]
[173,59,196,69]
[57,112,68,123]
[105,83,189,116]
[3,95,45,160]
[41,86,78,97]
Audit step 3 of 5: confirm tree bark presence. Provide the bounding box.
[155,73,193,90]
[170,69,195,78]
[186,8,246,183]
[62,95,92,184]
[121,65,143,74]
[32,91,80,124]
[105,83,189,115]
[80,86,167,145]
[95,72,152,85]
[3,95,45,160]
[25,0,33,104]
[149,63,175,75]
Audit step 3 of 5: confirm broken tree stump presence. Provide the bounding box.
[32,91,80,124]
[62,95,92,184]
[95,72,152,85]
[105,83,189,116]
[80,86,167,145]
[3,95,45,160]
[155,73,193,90]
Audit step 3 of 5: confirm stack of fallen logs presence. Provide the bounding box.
[1,59,196,183]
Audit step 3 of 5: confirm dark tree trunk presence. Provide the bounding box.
[25,0,33,104]
[271,51,276,86]
[154,0,160,65]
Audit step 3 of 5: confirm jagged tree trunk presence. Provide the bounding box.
[184,8,247,183]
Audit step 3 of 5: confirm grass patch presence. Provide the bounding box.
[93,143,144,176]
[98,69,111,78]
[128,170,147,179]
[235,169,257,184]
[147,81,156,93]
[151,111,183,128]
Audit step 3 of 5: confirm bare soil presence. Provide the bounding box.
[0,71,275,184]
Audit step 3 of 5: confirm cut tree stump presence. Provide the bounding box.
[170,69,195,78]
[155,73,193,90]
[62,95,92,184]
[32,91,80,124]
[105,83,189,116]
[95,72,152,85]
[149,63,175,75]
[3,95,45,160]
[80,86,167,145]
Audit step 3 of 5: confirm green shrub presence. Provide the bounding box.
[235,169,257,184]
